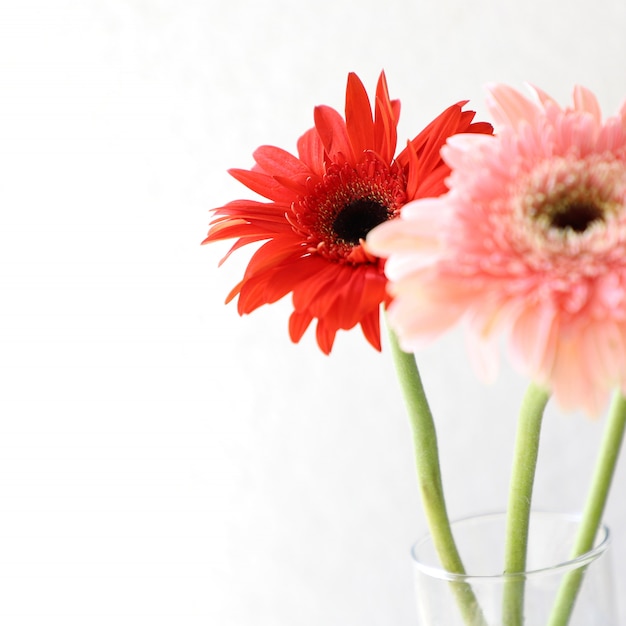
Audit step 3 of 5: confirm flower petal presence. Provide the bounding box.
[360,309,382,351]
[345,72,375,158]
[253,145,313,181]
[573,85,602,123]
[373,70,399,164]
[205,72,490,355]
[485,83,542,130]
[289,309,313,343]
[297,127,325,174]
[228,168,295,203]
[313,104,355,164]
[315,318,338,355]
[380,81,626,414]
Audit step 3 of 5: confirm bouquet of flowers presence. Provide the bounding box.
[203,72,626,625]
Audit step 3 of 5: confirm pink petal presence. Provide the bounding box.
[620,99,626,129]
[572,85,602,124]
[441,133,493,171]
[387,294,462,352]
[528,84,561,111]
[367,198,447,258]
[508,301,559,379]
[485,83,542,130]
[549,337,607,416]
[465,330,500,384]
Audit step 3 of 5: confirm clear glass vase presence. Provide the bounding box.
[411,511,616,626]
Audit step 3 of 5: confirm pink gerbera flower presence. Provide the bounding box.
[368,83,626,415]
[203,72,491,354]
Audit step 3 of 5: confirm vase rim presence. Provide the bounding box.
[410,510,611,583]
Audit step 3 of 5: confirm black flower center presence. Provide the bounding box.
[332,198,390,245]
[549,202,604,233]
[291,155,407,261]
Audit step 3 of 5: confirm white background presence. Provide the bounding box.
[1,0,625,624]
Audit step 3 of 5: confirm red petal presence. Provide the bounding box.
[315,320,337,355]
[403,140,421,201]
[328,266,386,332]
[418,107,488,175]
[225,278,244,305]
[322,268,365,330]
[291,262,344,316]
[360,310,382,351]
[237,254,327,313]
[204,217,291,243]
[242,237,304,280]
[228,168,295,203]
[390,100,401,123]
[413,166,451,198]
[289,310,313,343]
[396,103,493,200]
[202,200,295,260]
[297,128,325,174]
[293,267,385,353]
[374,71,399,163]
[313,105,355,164]
[253,145,313,183]
[215,237,272,267]
[467,121,494,135]
[358,266,390,310]
[345,72,375,158]
[210,199,289,223]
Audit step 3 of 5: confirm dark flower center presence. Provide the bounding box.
[291,155,407,262]
[332,198,390,244]
[549,202,604,233]
[521,157,626,242]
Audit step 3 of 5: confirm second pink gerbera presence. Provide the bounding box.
[368,84,626,415]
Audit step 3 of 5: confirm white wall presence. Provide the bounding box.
[0,0,625,624]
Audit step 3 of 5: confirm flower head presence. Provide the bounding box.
[368,83,626,415]
[203,72,492,354]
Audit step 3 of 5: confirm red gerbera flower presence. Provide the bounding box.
[203,72,492,354]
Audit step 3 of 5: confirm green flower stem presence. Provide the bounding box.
[502,382,551,626]
[387,327,487,626]
[547,392,626,626]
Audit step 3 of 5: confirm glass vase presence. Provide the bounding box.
[411,511,616,625]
